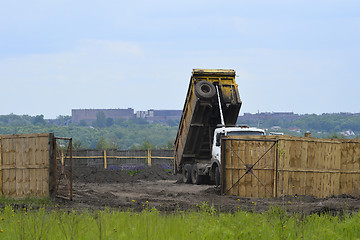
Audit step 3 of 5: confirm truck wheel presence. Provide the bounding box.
[182,164,192,184]
[195,81,216,100]
[191,165,201,185]
[215,166,221,186]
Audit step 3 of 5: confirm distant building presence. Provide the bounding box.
[340,130,355,136]
[240,112,300,121]
[289,126,301,133]
[72,108,134,123]
[136,109,182,123]
[72,108,182,125]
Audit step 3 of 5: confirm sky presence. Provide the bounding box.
[1,0,359,118]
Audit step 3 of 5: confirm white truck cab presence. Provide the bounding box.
[211,125,266,163]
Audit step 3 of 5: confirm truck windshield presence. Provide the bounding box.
[227,131,264,136]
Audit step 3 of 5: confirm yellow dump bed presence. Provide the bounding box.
[174,69,242,173]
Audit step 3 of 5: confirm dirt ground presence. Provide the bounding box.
[55,166,360,215]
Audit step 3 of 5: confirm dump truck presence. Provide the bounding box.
[174,69,265,185]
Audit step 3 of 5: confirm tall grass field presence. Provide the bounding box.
[0,203,359,239]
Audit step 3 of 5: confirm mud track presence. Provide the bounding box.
[56,166,360,215]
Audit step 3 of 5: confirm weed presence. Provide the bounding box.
[198,201,216,215]
[121,165,145,176]
[0,205,358,239]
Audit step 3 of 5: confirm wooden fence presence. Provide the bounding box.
[0,133,55,198]
[4,132,357,200]
[221,135,360,198]
[71,149,174,169]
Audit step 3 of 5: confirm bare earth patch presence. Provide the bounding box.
[55,166,360,215]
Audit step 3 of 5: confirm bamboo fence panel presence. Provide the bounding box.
[222,135,360,198]
[0,133,54,198]
[340,140,360,196]
[222,137,277,198]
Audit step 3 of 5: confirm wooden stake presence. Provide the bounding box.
[147,149,152,166]
[104,150,107,169]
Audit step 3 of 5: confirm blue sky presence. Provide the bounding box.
[1,0,359,118]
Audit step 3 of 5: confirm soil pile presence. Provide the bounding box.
[73,165,179,184]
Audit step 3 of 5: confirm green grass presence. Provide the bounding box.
[0,204,358,239]
[0,196,52,207]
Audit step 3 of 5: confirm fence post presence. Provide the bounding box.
[61,150,64,166]
[104,150,107,169]
[69,138,73,201]
[274,141,279,198]
[147,149,152,166]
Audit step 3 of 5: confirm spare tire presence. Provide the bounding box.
[195,81,216,100]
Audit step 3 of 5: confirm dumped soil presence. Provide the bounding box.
[72,166,178,184]
[56,166,360,215]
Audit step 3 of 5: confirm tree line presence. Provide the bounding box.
[0,113,177,150]
[0,112,359,150]
[238,113,360,138]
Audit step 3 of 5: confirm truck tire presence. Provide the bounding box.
[191,165,202,185]
[182,164,192,184]
[215,166,221,186]
[195,81,216,100]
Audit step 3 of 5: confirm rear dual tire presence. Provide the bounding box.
[183,164,209,185]
[191,166,201,185]
[182,164,192,184]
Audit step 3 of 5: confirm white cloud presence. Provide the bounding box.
[0,0,360,117]
[0,40,149,117]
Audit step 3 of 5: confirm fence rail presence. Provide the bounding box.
[62,149,174,169]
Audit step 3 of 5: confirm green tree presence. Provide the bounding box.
[79,120,88,127]
[159,140,174,150]
[73,140,83,150]
[53,115,72,125]
[96,136,109,149]
[131,139,155,150]
[32,115,46,125]
[106,118,114,127]
[93,112,106,128]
